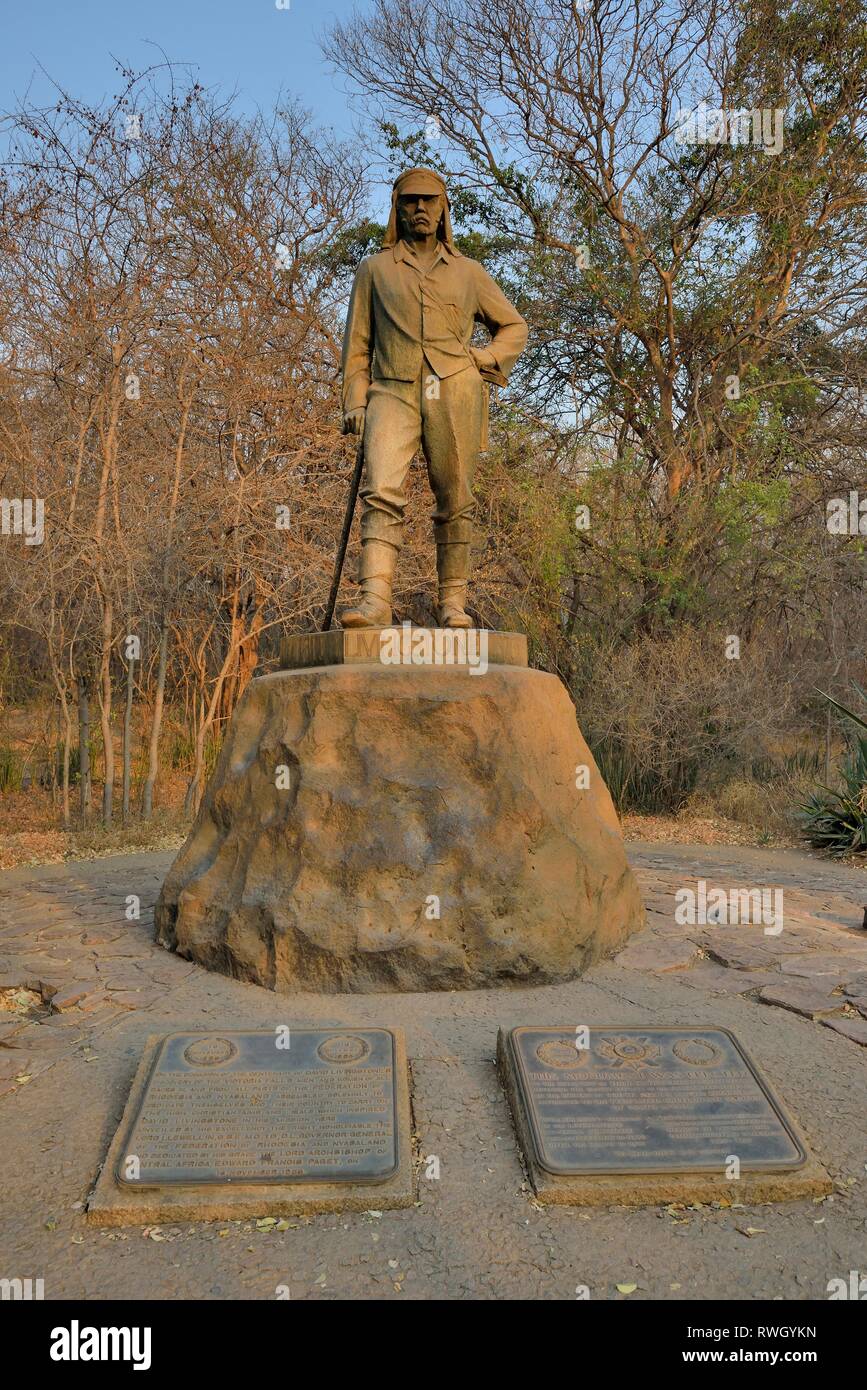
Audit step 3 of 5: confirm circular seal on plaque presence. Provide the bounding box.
[672,1037,723,1067]
[595,1035,661,1068]
[183,1037,238,1067]
[534,1039,589,1069]
[317,1034,370,1065]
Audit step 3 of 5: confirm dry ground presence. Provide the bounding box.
[0,842,864,1301]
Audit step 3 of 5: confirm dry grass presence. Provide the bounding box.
[0,791,798,871]
[621,810,797,848]
[0,753,852,870]
[0,789,188,870]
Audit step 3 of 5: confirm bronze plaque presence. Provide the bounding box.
[507,1026,806,1176]
[117,1029,399,1187]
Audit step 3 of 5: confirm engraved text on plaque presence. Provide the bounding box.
[117,1029,399,1186]
[507,1026,805,1176]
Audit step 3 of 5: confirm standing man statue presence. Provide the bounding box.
[340,168,528,629]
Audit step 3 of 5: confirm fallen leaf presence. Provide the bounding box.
[616,1283,637,1294]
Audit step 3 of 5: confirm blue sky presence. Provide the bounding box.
[0,0,363,134]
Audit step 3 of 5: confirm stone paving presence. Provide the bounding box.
[616,845,867,1043]
[2,843,864,1095]
[0,842,865,1299]
[0,854,195,1097]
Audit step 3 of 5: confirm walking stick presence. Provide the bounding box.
[322,435,365,632]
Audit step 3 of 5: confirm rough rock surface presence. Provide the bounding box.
[154,664,645,991]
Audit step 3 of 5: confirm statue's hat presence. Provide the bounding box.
[382,167,458,252]
[392,167,450,200]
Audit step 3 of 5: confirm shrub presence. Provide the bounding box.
[576,627,792,814]
[0,746,24,792]
[800,693,867,857]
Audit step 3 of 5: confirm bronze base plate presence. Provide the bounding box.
[278,627,527,672]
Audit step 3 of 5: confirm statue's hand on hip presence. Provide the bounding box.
[468,346,496,373]
[342,408,367,437]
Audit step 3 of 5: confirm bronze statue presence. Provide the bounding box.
[340,168,527,629]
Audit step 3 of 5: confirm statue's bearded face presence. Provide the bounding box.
[397,192,444,240]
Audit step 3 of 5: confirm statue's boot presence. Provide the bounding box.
[435,541,473,629]
[340,538,397,628]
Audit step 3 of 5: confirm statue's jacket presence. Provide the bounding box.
[341,241,528,415]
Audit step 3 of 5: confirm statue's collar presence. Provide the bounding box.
[393,239,457,267]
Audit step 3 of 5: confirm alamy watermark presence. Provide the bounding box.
[379,622,488,675]
[827,1269,866,1299]
[50,1322,151,1370]
[675,879,784,935]
[827,491,867,535]
[674,104,785,155]
[1,497,44,545]
[1,1275,44,1299]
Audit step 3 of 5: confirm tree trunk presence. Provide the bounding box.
[98,601,115,825]
[122,652,135,824]
[46,653,73,829]
[236,598,265,703]
[77,676,91,820]
[142,624,169,820]
[62,728,71,828]
[184,635,239,816]
[59,695,72,830]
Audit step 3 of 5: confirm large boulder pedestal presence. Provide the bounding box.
[155,638,645,992]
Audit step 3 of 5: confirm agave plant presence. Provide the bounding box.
[816,686,867,734]
[800,688,867,857]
